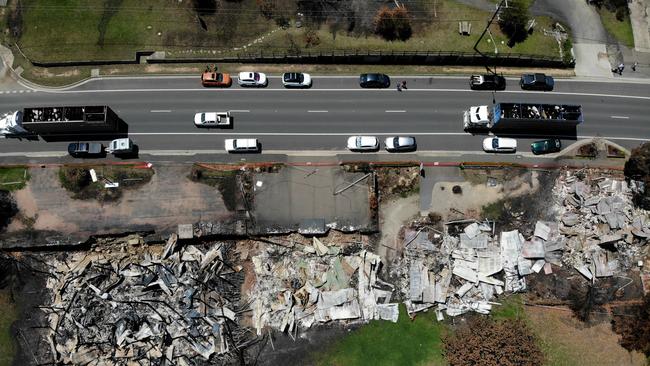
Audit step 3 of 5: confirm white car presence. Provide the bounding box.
[282,72,312,88]
[482,137,517,153]
[225,138,259,153]
[237,72,268,87]
[194,112,231,127]
[347,136,379,151]
[385,136,416,152]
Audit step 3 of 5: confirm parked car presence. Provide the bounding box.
[68,142,103,158]
[347,136,379,151]
[385,136,416,152]
[531,138,561,155]
[359,73,390,88]
[282,72,312,88]
[225,138,260,153]
[201,72,232,87]
[469,74,506,91]
[519,73,554,91]
[194,112,232,128]
[482,137,517,153]
[237,72,268,87]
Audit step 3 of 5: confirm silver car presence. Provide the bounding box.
[347,136,379,151]
[385,136,416,152]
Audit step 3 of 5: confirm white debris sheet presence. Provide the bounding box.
[392,170,649,320]
[251,243,398,335]
[43,242,248,365]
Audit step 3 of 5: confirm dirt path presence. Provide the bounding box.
[378,195,420,262]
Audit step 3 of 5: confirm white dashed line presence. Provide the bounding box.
[307,110,328,113]
[610,115,630,119]
[228,109,250,113]
[150,110,172,113]
[385,110,406,113]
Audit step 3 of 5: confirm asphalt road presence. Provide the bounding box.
[1,75,649,155]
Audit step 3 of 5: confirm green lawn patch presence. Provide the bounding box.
[0,290,18,366]
[598,8,634,47]
[0,167,30,191]
[314,305,447,366]
[491,294,525,321]
[13,0,566,63]
[17,0,275,62]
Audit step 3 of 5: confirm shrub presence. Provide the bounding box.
[624,142,650,209]
[59,168,91,193]
[374,6,412,41]
[498,0,530,46]
[611,295,650,356]
[304,29,320,47]
[444,317,544,366]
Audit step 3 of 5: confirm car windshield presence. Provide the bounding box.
[492,139,499,149]
[254,73,260,81]
[216,74,223,82]
[356,137,362,146]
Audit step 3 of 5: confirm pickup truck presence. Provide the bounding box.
[469,74,506,91]
[194,112,232,128]
[225,138,259,153]
[107,138,135,155]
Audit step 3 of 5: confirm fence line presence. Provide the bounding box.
[27,49,573,68]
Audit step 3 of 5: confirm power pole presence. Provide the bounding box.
[472,0,507,76]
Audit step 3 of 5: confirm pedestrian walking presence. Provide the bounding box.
[632,61,638,72]
[401,80,408,90]
[618,63,625,75]
[396,83,402,92]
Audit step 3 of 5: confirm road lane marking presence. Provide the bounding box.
[385,110,406,113]
[228,109,250,113]
[150,110,171,113]
[610,115,630,119]
[39,88,650,100]
[307,110,328,113]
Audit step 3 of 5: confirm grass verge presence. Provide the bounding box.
[58,164,154,202]
[313,305,447,366]
[0,290,18,366]
[0,167,30,192]
[598,8,635,48]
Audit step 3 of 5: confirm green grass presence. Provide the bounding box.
[598,8,635,48]
[14,0,564,63]
[315,305,447,366]
[0,167,29,191]
[260,1,560,58]
[0,291,18,366]
[491,294,525,321]
[17,0,275,62]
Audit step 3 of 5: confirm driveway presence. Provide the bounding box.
[531,0,613,77]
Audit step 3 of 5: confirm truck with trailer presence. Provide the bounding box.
[0,106,120,137]
[463,103,583,132]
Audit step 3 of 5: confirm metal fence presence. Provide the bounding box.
[29,49,573,69]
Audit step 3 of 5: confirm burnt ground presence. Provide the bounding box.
[480,170,559,236]
[247,322,359,366]
[0,253,52,366]
[526,265,646,324]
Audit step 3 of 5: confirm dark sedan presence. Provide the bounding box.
[359,73,391,88]
[520,73,554,91]
[68,142,104,158]
[531,139,561,155]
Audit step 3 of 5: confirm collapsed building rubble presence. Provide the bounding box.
[41,237,252,365]
[392,169,649,320]
[250,235,399,335]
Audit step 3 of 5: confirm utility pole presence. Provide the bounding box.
[472,0,507,76]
